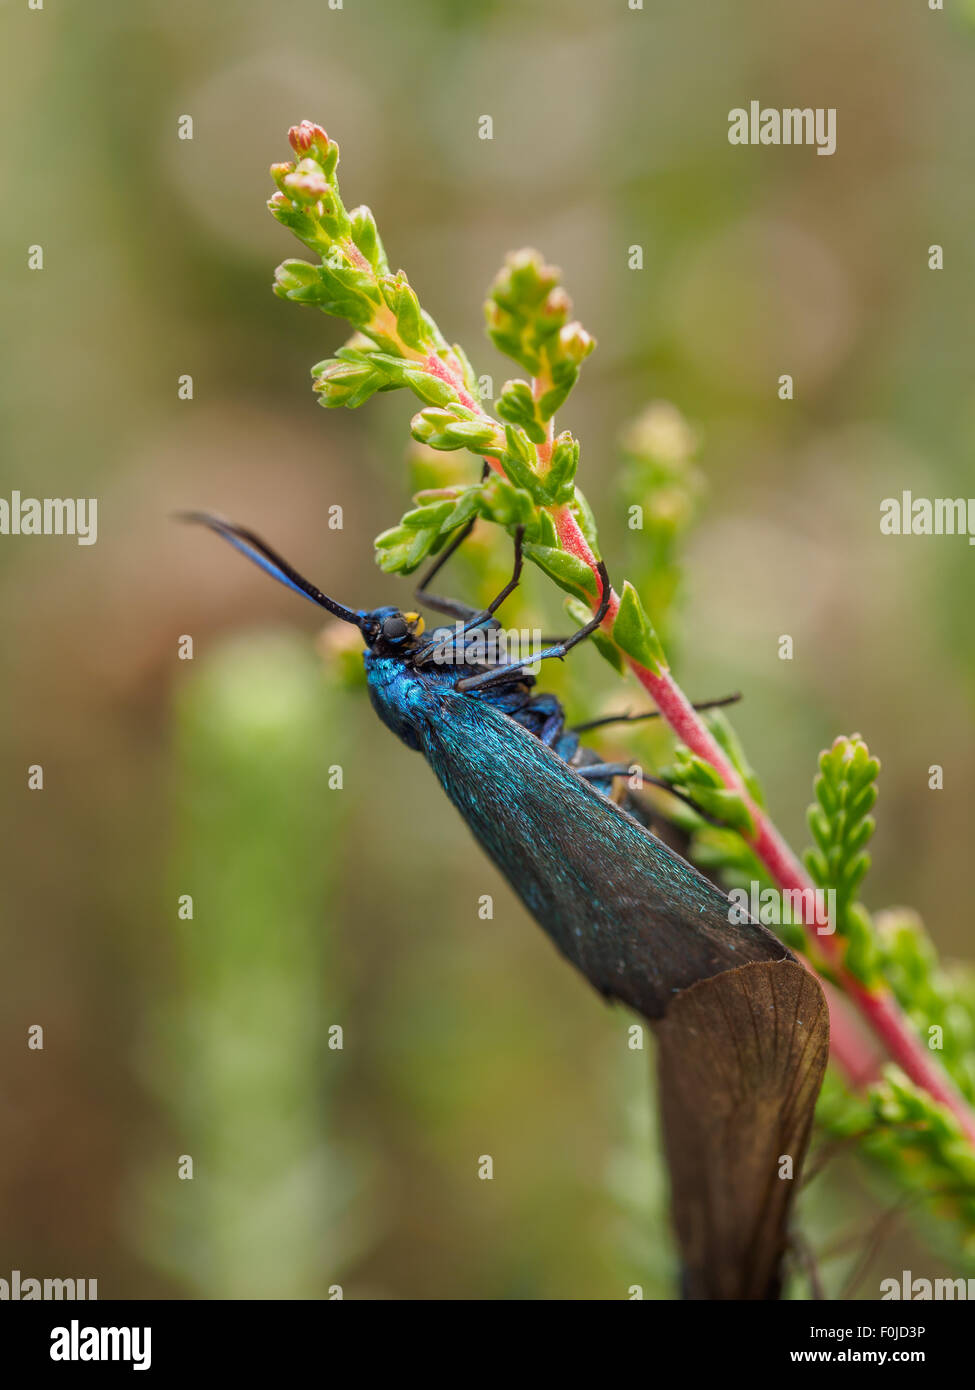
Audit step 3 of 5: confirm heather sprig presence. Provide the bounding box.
[267,124,636,639]
[804,734,882,983]
[816,1067,975,1266]
[265,120,975,1160]
[794,738,975,1256]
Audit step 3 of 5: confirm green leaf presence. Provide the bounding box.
[681,785,755,836]
[522,542,598,600]
[498,423,548,501]
[439,486,483,533]
[349,205,389,274]
[411,406,499,453]
[706,710,766,808]
[401,501,455,531]
[401,366,457,408]
[536,509,559,548]
[611,581,667,674]
[537,357,579,419]
[568,489,600,554]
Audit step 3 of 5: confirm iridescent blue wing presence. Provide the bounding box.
[419,685,791,1019]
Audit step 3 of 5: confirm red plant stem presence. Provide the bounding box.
[420,351,975,1140]
[554,502,975,1144]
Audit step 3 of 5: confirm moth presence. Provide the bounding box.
[184,511,831,1300]
[183,511,791,1018]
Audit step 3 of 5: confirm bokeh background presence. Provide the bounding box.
[2,0,974,1298]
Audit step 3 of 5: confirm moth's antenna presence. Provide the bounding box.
[177,511,363,627]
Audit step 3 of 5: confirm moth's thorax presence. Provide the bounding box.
[362,649,532,752]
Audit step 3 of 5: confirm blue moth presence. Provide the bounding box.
[183,512,790,1020]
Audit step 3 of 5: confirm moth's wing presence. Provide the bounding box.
[654,959,830,1299]
[421,692,792,1020]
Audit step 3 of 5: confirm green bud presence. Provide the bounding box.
[373,521,439,574]
[270,162,296,195]
[273,258,320,294]
[490,248,560,314]
[479,478,538,530]
[621,401,699,469]
[411,405,499,453]
[310,355,382,409]
[545,432,579,502]
[485,250,569,375]
[557,320,596,366]
[496,380,546,444]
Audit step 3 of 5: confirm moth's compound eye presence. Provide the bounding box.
[382,615,408,640]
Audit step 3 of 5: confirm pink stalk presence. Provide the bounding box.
[554,502,975,1145]
[418,350,975,1143]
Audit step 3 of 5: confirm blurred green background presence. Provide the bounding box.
[2,0,973,1298]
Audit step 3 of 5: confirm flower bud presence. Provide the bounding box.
[284,159,329,202]
[288,120,329,160]
[270,162,296,195]
[557,320,595,365]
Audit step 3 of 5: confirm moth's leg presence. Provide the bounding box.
[414,521,481,623]
[574,764,728,828]
[508,691,567,748]
[538,707,567,748]
[454,560,612,692]
[414,524,525,666]
[413,461,492,623]
[570,692,741,735]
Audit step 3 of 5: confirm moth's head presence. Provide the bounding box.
[361,606,426,656]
